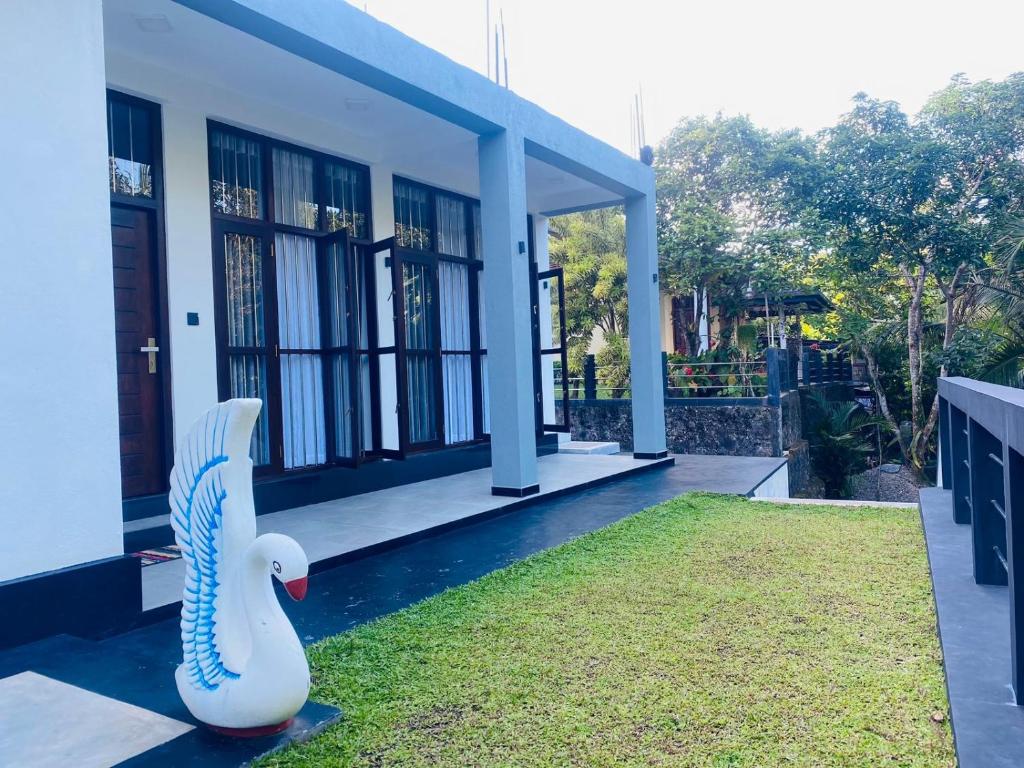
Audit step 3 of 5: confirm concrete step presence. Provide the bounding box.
[558,441,621,456]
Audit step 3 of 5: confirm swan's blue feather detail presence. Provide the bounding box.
[170,405,240,691]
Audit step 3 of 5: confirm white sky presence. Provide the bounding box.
[358,0,1024,154]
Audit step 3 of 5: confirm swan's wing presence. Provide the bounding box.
[169,399,260,690]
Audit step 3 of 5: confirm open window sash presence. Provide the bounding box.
[537,267,570,432]
[390,245,446,453]
[318,228,363,466]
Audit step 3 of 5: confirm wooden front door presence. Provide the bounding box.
[111,205,166,497]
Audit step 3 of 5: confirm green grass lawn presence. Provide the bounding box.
[263,493,952,767]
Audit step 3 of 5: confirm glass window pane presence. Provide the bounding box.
[281,354,326,468]
[443,354,473,444]
[275,234,320,350]
[435,194,467,258]
[472,203,483,260]
[439,262,470,352]
[229,354,270,465]
[403,262,434,350]
[394,180,432,250]
[273,148,318,229]
[275,233,326,468]
[325,162,369,239]
[480,353,490,435]
[407,353,438,443]
[107,97,154,198]
[332,353,354,460]
[326,239,350,348]
[210,129,263,219]
[224,233,265,348]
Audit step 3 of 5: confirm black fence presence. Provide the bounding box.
[938,376,1024,701]
[555,346,851,406]
[801,342,854,385]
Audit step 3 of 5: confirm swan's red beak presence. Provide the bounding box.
[284,577,308,601]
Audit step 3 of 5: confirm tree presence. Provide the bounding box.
[548,209,628,376]
[815,80,1024,472]
[655,115,820,352]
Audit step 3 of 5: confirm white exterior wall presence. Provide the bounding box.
[161,104,219,445]
[0,0,124,581]
[752,464,791,499]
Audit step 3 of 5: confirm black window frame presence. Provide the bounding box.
[391,177,488,450]
[207,119,375,477]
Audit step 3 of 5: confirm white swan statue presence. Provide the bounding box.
[169,399,311,736]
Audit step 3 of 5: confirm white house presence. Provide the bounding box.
[0,0,666,645]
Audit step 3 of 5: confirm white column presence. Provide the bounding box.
[162,105,219,445]
[0,0,124,581]
[479,130,539,495]
[626,187,668,458]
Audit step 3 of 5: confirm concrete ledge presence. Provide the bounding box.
[750,497,918,509]
[558,441,620,455]
[919,486,1024,768]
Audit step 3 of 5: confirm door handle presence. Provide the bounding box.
[140,337,159,374]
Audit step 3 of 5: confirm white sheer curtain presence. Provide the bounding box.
[477,271,490,434]
[440,261,473,443]
[273,148,318,228]
[276,233,326,468]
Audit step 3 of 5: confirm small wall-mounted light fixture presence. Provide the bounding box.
[187,312,200,326]
[652,273,659,284]
[518,241,526,254]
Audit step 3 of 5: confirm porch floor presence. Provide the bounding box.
[141,452,674,611]
[140,451,785,611]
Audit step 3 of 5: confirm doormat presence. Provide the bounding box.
[131,545,182,567]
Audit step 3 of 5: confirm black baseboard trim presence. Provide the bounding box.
[0,555,141,650]
[634,450,670,460]
[491,483,541,498]
[134,455,677,627]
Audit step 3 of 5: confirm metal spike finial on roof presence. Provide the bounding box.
[500,9,509,88]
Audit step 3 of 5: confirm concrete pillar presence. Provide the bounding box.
[479,130,539,495]
[625,188,668,458]
[0,0,124,580]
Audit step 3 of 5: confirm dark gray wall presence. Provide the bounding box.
[560,398,798,458]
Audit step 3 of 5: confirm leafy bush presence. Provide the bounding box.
[806,391,883,498]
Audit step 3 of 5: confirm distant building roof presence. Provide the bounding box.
[743,291,834,316]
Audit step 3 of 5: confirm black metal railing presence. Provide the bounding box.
[559,349,799,405]
[938,376,1024,701]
